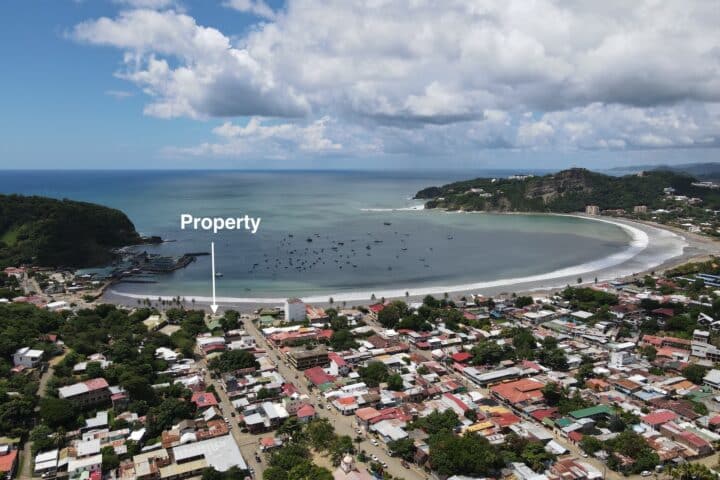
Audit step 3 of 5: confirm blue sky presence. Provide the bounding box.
[1,0,719,170]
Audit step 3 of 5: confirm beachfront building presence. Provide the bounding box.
[585,205,600,215]
[285,298,306,322]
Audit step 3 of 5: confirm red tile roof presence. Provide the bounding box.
[85,377,110,391]
[369,303,385,313]
[451,352,472,363]
[304,367,335,386]
[191,392,219,408]
[296,404,316,418]
[490,378,545,405]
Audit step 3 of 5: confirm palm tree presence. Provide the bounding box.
[668,462,716,480]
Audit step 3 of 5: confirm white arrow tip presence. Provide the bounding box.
[210,304,219,314]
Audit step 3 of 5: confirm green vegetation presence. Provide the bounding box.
[416,168,720,212]
[208,349,260,373]
[358,361,390,387]
[0,194,143,268]
[263,418,353,480]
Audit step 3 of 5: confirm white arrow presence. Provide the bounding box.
[210,241,219,314]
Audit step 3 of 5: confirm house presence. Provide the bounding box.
[13,347,43,368]
[58,378,111,408]
[191,392,219,409]
[296,404,316,423]
[642,410,677,429]
[490,378,545,407]
[0,447,18,480]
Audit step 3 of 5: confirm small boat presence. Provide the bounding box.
[384,222,392,226]
[215,272,224,278]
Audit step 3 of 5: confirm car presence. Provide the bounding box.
[381,462,388,469]
[401,460,410,469]
[371,440,379,446]
[641,471,652,477]
[581,453,588,458]
[371,454,379,462]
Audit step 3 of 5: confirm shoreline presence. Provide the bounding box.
[102,214,720,311]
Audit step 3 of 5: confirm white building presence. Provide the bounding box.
[285,298,306,322]
[13,347,43,368]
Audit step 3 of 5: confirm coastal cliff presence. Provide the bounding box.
[415,168,720,213]
[0,194,143,268]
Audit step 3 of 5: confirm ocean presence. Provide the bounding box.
[0,170,633,300]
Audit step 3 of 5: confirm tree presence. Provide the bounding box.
[389,437,415,461]
[208,349,260,373]
[682,364,708,384]
[263,467,288,480]
[329,435,354,466]
[471,340,510,366]
[514,296,534,308]
[412,409,459,436]
[541,383,562,407]
[39,397,76,429]
[387,374,404,391]
[521,442,555,472]
[329,329,357,350]
[101,446,120,473]
[84,361,104,379]
[306,419,335,450]
[377,301,408,329]
[579,436,603,455]
[29,425,56,454]
[669,462,717,480]
[358,361,389,387]
[429,432,502,477]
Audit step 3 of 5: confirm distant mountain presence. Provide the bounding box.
[415,168,720,212]
[609,162,720,180]
[0,194,143,268]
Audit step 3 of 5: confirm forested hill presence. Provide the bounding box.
[415,168,720,212]
[0,194,142,268]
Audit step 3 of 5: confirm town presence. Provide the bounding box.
[3,259,720,480]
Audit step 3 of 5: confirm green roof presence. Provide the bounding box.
[555,417,573,428]
[569,404,614,419]
[259,315,276,325]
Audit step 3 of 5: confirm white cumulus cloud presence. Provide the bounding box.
[72,0,720,159]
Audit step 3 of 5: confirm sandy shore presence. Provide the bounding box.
[102,214,720,312]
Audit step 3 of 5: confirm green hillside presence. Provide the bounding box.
[0,194,143,268]
[415,168,720,212]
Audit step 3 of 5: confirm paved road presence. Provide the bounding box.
[242,317,427,480]
[197,358,265,479]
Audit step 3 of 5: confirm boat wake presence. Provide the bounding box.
[359,205,425,212]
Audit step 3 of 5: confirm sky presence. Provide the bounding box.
[0,0,719,170]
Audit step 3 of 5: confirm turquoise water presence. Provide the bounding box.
[0,170,630,298]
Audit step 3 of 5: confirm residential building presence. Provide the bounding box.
[58,378,111,407]
[13,347,43,368]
